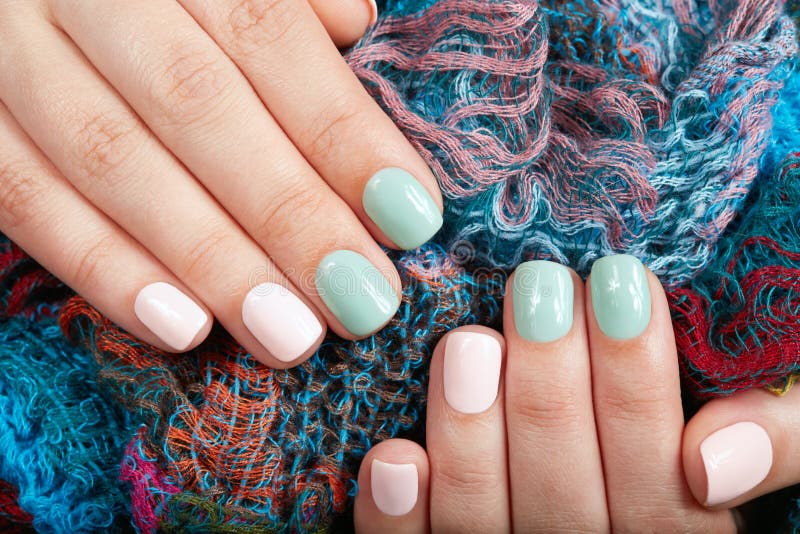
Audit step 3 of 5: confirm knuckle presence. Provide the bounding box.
[507,387,585,434]
[153,43,234,128]
[432,460,505,499]
[299,98,366,160]
[68,233,117,289]
[71,109,140,188]
[255,179,324,248]
[595,382,672,423]
[227,0,300,52]
[178,224,236,282]
[0,159,43,229]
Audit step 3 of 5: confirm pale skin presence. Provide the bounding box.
[1,2,798,530]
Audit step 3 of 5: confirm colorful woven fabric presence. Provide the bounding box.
[0,0,799,531]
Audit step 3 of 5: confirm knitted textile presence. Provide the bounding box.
[0,0,798,531]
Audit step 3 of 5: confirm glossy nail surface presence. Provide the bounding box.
[513,261,573,342]
[315,250,400,337]
[371,460,418,516]
[443,331,502,414]
[366,0,378,24]
[701,422,773,506]
[363,167,442,250]
[590,254,651,339]
[134,282,208,351]
[242,283,323,362]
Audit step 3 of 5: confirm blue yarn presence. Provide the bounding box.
[0,316,136,532]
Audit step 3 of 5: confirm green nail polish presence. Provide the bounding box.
[512,261,573,343]
[315,250,400,337]
[363,168,443,250]
[590,254,651,340]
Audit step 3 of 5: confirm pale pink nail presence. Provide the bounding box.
[443,331,502,414]
[366,0,377,25]
[371,459,418,516]
[134,282,208,351]
[700,421,773,506]
[242,283,323,362]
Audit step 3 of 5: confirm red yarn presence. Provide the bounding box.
[669,236,800,397]
[0,479,33,531]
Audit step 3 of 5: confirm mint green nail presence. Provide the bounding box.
[363,168,443,250]
[590,254,651,340]
[512,261,574,343]
[315,250,400,337]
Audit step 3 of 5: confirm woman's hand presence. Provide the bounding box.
[355,255,790,532]
[0,0,443,367]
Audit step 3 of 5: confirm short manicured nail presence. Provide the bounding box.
[366,0,378,25]
[134,282,208,351]
[590,254,651,339]
[371,459,418,516]
[315,250,400,337]
[363,167,443,250]
[513,260,573,342]
[443,331,502,414]
[242,283,323,362]
[700,422,773,506]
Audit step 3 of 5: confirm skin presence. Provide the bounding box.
[0,0,442,368]
[355,267,800,532]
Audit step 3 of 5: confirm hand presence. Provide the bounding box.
[0,0,443,367]
[354,255,790,532]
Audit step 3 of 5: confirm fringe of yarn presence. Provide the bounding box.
[0,316,134,532]
[351,0,797,285]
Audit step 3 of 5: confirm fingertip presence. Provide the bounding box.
[683,392,780,509]
[309,0,376,48]
[355,439,429,532]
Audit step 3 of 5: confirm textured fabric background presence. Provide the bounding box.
[0,0,799,531]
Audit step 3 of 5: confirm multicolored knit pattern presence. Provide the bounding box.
[0,0,798,531]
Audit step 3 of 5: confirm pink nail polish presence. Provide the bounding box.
[443,331,502,414]
[366,0,378,25]
[134,282,208,351]
[700,421,773,506]
[242,283,323,362]
[371,459,418,516]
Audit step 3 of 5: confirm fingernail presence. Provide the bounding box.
[242,283,323,362]
[134,282,208,351]
[513,261,573,342]
[371,459,418,516]
[701,422,773,506]
[366,0,378,25]
[363,167,443,250]
[443,331,502,414]
[590,254,651,339]
[315,250,400,337]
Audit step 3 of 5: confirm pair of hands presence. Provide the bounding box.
[0,0,442,367]
[354,256,798,532]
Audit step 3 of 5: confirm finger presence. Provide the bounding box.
[354,439,429,533]
[682,385,800,509]
[426,326,510,532]
[179,0,444,251]
[586,255,733,531]
[48,0,402,339]
[0,9,325,366]
[308,0,377,47]
[0,101,211,352]
[504,262,608,531]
